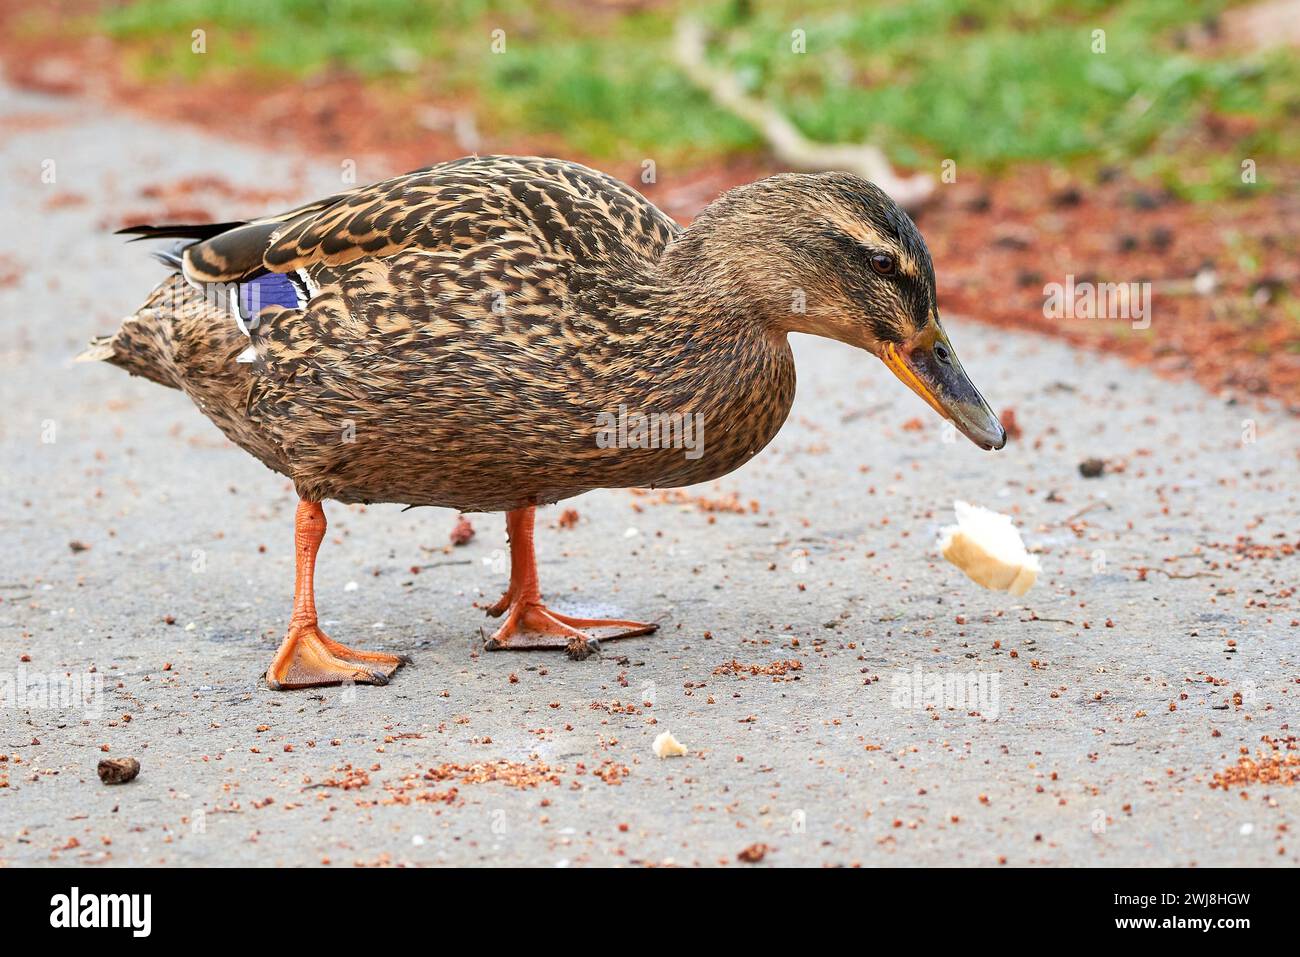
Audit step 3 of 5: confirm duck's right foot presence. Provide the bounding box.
[265,499,408,691]
[266,622,406,690]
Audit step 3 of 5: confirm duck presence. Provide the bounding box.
[83,155,1005,688]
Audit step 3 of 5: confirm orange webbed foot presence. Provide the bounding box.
[265,499,408,691]
[266,622,408,690]
[483,505,658,659]
[484,598,658,660]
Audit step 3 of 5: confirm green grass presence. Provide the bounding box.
[701,0,1299,194]
[61,0,1300,195]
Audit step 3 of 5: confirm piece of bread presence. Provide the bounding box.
[938,501,1039,596]
[652,730,688,758]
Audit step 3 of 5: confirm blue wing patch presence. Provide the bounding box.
[238,272,305,318]
[230,272,308,364]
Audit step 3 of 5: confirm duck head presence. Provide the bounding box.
[672,172,1006,451]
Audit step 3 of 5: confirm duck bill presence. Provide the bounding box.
[880,325,1007,450]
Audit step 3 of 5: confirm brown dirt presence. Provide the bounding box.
[923,169,1300,408]
[1209,736,1300,790]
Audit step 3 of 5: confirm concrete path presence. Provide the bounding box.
[1,82,1297,867]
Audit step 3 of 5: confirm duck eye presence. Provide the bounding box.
[869,253,895,276]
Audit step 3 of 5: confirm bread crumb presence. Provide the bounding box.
[652,730,687,758]
[939,501,1039,596]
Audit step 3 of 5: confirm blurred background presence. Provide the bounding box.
[2,0,1297,404]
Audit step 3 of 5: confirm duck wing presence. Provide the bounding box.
[262,155,680,278]
[118,189,365,283]
[132,155,678,307]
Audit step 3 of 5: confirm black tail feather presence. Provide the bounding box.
[116,222,247,243]
[149,241,189,270]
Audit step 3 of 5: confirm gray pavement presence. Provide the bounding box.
[1,83,1297,867]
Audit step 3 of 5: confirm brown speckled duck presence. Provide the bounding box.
[83,155,1004,688]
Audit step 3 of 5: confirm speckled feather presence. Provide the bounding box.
[90,156,801,511]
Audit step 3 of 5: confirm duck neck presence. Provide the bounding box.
[589,239,796,452]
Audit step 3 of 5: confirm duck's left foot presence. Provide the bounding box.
[267,622,407,690]
[482,506,657,656]
[485,599,657,656]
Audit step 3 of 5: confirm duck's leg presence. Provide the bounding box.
[484,506,658,659]
[265,500,407,690]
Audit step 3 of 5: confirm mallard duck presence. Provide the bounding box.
[84,155,1004,688]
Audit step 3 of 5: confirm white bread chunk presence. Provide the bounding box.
[652,730,688,758]
[938,501,1039,596]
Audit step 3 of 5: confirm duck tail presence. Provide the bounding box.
[115,222,247,243]
[75,337,117,364]
[77,272,199,390]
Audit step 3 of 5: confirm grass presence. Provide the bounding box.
[40,0,1300,195]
